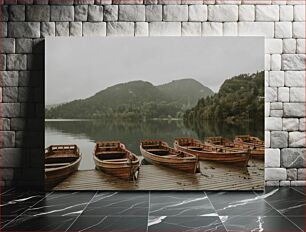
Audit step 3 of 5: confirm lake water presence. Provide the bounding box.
[45,119,263,170]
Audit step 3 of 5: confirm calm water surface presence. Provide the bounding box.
[45,119,263,170]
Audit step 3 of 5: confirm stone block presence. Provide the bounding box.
[223,22,237,36]
[285,71,305,87]
[270,102,283,110]
[208,5,238,22]
[1,22,7,37]
[275,22,292,39]
[296,39,305,54]
[265,87,277,102]
[51,6,74,21]
[70,22,82,36]
[16,39,32,53]
[202,22,222,36]
[3,87,18,102]
[55,22,69,36]
[182,22,201,36]
[281,148,305,168]
[41,22,55,37]
[265,39,282,54]
[149,22,181,36]
[135,22,148,36]
[104,5,118,21]
[8,22,40,38]
[289,132,305,147]
[270,110,283,117]
[265,181,280,187]
[290,181,306,186]
[0,54,6,71]
[265,131,270,148]
[297,168,305,180]
[290,87,305,102]
[279,181,290,186]
[277,87,289,102]
[256,5,279,21]
[270,131,288,148]
[284,103,305,117]
[293,22,305,38]
[287,168,297,180]
[88,5,103,22]
[189,5,207,21]
[1,38,15,53]
[269,71,284,87]
[265,148,280,168]
[163,5,188,21]
[146,5,162,22]
[119,5,145,21]
[265,117,282,131]
[299,118,305,131]
[283,118,299,131]
[280,5,293,21]
[282,54,305,70]
[3,103,20,117]
[9,5,25,21]
[83,22,106,36]
[1,71,18,86]
[283,39,296,54]
[238,22,274,37]
[107,22,134,36]
[74,5,88,21]
[294,5,305,21]
[7,54,27,71]
[26,5,50,21]
[271,54,281,71]
[265,168,286,181]
[1,5,9,22]
[239,5,255,21]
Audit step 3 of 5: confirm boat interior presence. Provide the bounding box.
[95,150,128,161]
[45,155,79,169]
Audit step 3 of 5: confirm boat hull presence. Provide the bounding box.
[140,144,198,173]
[94,141,140,180]
[94,157,140,180]
[174,141,250,167]
[45,158,81,189]
[234,136,264,160]
[45,145,82,190]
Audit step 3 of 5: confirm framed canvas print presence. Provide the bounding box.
[45,37,264,191]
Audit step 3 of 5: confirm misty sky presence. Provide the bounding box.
[46,37,264,105]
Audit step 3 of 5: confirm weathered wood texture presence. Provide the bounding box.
[53,159,264,191]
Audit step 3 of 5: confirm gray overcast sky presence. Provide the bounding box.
[46,37,264,105]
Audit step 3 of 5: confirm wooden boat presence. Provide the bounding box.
[234,135,264,160]
[140,140,199,173]
[174,138,250,167]
[93,141,140,180]
[45,144,82,189]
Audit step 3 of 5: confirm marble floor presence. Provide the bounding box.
[1,187,305,231]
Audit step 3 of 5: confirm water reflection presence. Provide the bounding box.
[45,119,263,170]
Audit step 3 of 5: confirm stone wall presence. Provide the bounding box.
[0,0,305,187]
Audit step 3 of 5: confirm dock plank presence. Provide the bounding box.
[53,159,264,191]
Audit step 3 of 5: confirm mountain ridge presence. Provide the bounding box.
[45,78,214,119]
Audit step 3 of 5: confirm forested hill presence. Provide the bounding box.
[183,71,264,124]
[45,79,214,119]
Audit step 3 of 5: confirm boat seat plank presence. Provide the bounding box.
[146,149,168,152]
[45,163,71,167]
[103,158,128,162]
[97,151,126,155]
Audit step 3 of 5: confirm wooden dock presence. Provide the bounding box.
[53,160,264,191]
